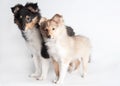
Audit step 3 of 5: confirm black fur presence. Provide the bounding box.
[21,31,28,41]
[66,26,75,36]
[41,42,49,58]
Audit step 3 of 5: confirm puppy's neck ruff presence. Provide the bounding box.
[22,27,41,42]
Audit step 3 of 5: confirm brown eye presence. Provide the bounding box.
[52,28,55,30]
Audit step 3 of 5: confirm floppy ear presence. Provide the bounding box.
[25,3,39,13]
[11,4,23,14]
[51,14,64,24]
[39,17,47,25]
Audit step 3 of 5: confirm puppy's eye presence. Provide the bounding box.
[26,16,32,23]
[52,28,55,30]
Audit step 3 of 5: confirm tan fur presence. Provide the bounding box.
[25,16,38,30]
[51,14,64,24]
[20,15,22,19]
[69,59,81,72]
[13,7,19,13]
[27,6,38,13]
[39,17,47,24]
[52,58,59,77]
[74,60,80,70]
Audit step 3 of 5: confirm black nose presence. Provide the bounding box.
[47,35,51,38]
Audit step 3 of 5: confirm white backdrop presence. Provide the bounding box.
[0,0,120,86]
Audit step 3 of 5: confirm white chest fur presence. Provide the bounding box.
[45,39,67,61]
[23,28,42,53]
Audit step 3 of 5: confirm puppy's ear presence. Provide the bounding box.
[11,4,23,14]
[52,14,64,24]
[39,17,47,30]
[25,3,39,13]
[39,17,47,25]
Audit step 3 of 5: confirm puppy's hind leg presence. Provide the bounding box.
[81,55,89,78]
[68,59,80,73]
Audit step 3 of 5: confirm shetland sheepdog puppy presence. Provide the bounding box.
[39,14,92,84]
[11,3,50,80]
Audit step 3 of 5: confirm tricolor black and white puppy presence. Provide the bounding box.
[11,3,75,80]
[11,3,50,80]
[39,14,91,85]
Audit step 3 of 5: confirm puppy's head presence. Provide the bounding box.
[39,14,64,39]
[11,3,41,31]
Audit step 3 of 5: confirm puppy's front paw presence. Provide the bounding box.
[81,72,87,78]
[52,79,58,84]
[52,80,62,85]
[29,73,40,79]
[36,75,46,80]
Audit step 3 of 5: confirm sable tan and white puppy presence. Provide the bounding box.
[39,14,92,85]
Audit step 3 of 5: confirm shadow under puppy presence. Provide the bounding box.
[39,14,92,85]
[11,3,75,80]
